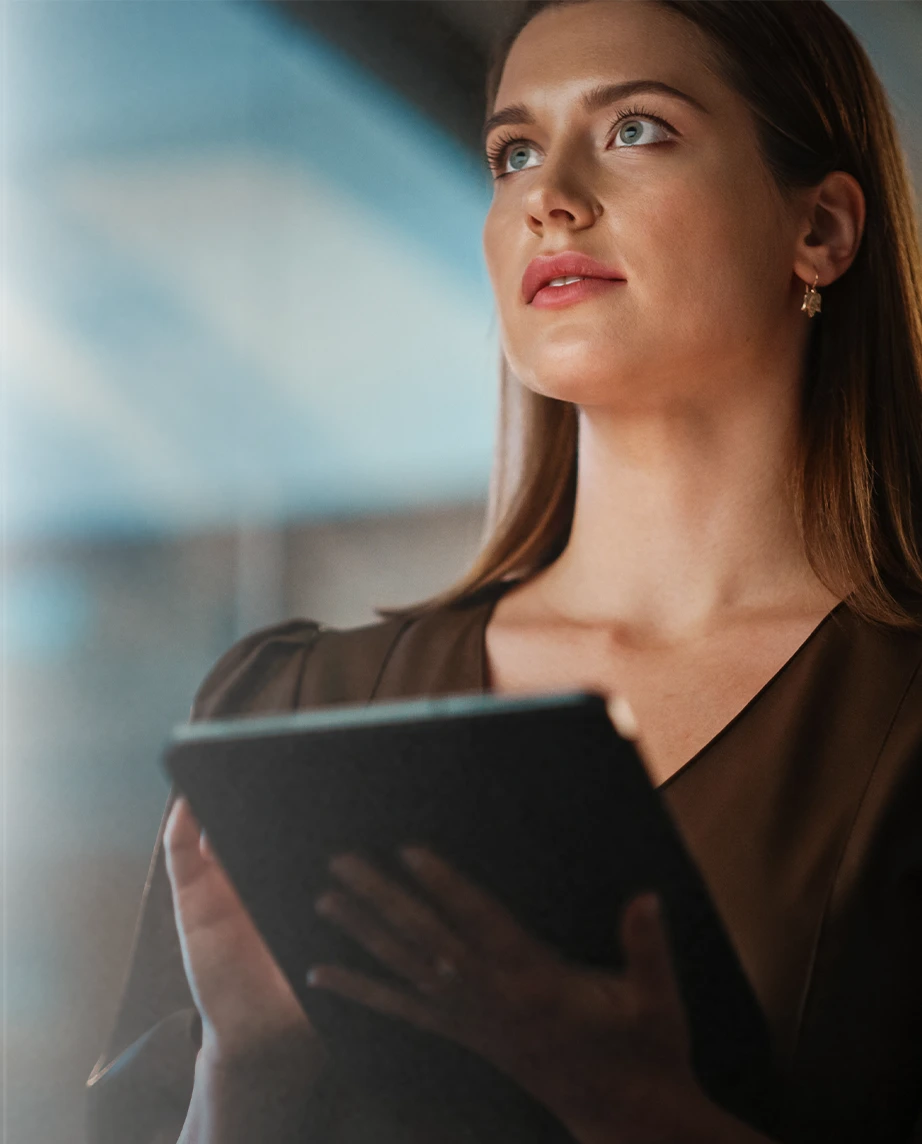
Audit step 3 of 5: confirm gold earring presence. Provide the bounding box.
[801,270,822,318]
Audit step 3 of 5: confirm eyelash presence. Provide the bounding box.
[484,102,675,179]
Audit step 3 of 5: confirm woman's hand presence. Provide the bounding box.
[164,796,327,1077]
[306,845,702,1144]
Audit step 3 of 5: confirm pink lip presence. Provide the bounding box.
[522,250,626,305]
[531,276,626,309]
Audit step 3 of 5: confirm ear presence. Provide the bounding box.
[793,169,866,289]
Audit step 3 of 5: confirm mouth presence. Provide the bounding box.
[522,251,626,304]
[529,276,627,310]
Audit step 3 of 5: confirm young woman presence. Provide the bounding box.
[88,2,922,1142]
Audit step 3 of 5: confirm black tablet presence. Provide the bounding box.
[164,689,778,1140]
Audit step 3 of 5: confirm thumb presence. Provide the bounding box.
[164,796,208,889]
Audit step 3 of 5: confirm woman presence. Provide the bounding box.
[87,1,922,1142]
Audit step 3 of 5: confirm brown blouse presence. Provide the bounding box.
[87,580,922,1143]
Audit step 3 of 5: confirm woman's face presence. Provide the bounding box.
[482,0,807,411]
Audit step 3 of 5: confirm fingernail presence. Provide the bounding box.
[607,694,640,739]
[640,893,660,922]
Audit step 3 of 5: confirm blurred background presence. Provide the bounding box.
[2,2,921,1140]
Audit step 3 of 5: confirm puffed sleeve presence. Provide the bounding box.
[85,620,325,1144]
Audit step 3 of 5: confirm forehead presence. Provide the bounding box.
[496,0,720,108]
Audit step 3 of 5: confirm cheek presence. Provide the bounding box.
[483,195,540,319]
[631,179,780,335]
[481,206,509,294]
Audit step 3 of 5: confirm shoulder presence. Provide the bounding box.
[190,613,413,721]
[189,589,498,722]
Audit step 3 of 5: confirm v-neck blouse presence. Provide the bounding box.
[88,585,922,1144]
[473,581,855,796]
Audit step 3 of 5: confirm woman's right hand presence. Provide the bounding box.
[164,795,327,1075]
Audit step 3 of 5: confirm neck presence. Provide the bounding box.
[534,390,838,641]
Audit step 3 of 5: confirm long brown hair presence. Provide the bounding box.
[377,0,922,629]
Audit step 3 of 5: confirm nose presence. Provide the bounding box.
[523,158,601,235]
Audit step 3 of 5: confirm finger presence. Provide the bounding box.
[327,855,467,962]
[164,797,207,888]
[164,796,253,940]
[621,894,683,1004]
[306,964,447,1037]
[607,693,640,740]
[314,890,455,992]
[398,848,538,965]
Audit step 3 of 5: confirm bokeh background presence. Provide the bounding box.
[2,2,921,1140]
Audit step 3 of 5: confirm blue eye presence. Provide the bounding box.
[484,136,539,176]
[484,102,676,180]
[506,143,538,172]
[612,115,671,147]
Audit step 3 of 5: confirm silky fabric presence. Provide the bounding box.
[87,580,922,1143]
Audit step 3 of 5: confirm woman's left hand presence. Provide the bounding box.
[306,845,703,1143]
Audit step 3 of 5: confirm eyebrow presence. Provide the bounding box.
[481,79,710,148]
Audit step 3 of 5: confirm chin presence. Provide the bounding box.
[512,356,639,408]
